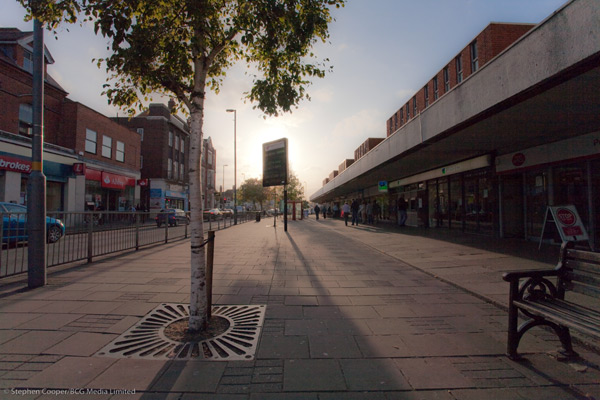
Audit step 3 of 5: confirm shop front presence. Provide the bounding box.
[496,131,600,248]
[84,167,136,211]
[390,155,495,233]
[0,152,76,211]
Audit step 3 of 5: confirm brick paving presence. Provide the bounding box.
[0,217,598,399]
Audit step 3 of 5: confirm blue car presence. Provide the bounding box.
[0,202,65,244]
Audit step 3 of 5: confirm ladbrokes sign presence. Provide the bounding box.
[0,155,32,173]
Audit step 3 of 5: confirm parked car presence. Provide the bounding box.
[0,202,65,244]
[203,208,222,221]
[155,209,189,227]
[220,208,233,218]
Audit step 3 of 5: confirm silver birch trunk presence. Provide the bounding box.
[188,105,207,332]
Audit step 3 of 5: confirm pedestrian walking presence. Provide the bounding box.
[314,204,320,220]
[351,199,359,226]
[373,201,380,224]
[398,196,408,226]
[323,204,327,219]
[342,201,351,226]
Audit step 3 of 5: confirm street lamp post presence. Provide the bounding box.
[222,164,228,207]
[226,109,237,224]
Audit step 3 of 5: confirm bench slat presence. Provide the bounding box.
[565,259,600,276]
[517,298,600,325]
[569,281,600,298]
[564,270,600,287]
[514,300,600,337]
[567,248,600,264]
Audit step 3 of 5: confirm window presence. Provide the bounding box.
[424,84,429,107]
[23,50,33,73]
[180,163,185,180]
[116,141,125,162]
[175,136,179,151]
[456,56,463,83]
[173,162,178,181]
[443,67,450,92]
[470,40,479,73]
[168,131,173,147]
[433,76,439,100]
[168,158,172,179]
[400,108,404,125]
[102,136,112,158]
[85,129,97,154]
[406,103,410,119]
[181,138,185,154]
[137,128,144,141]
[412,96,417,116]
[208,150,213,165]
[18,103,33,136]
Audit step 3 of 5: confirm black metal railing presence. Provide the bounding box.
[0,210,252,279]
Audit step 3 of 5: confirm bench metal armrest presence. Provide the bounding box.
[502,268,558,282]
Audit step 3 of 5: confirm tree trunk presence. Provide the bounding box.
[188,105,207,332]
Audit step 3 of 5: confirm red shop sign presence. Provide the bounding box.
[0,155,32,173]
[101,171,135,189]
[85,168,102,181]
[137,179,149,187]
[73,163,86,175]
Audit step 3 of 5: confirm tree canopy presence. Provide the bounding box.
[22,0,344,332]
[23,0,344,116]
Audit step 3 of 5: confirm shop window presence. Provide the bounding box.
[116,141,125,162]
[85,129,97,154]
[18,103,33,136]
[102,136,112,158]
[526,171,548,238]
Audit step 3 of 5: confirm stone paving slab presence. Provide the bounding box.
[0,218,598,399]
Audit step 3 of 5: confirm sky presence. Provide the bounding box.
[1,0,567,198]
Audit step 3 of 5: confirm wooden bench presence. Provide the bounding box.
[502,241,600,360]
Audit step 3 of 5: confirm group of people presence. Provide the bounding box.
[339,199,381,227]
[314,196,409,228]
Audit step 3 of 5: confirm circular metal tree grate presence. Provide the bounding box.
[96,304,266,361]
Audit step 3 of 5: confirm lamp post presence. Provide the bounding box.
[226,109,237,224]
[222,164,228,207]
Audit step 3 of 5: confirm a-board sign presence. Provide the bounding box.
[539,205,590,248]
[263,138,288,187]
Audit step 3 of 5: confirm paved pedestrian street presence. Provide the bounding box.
[0,217,599,399]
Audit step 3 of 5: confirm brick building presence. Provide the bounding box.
[113,103,191,211]
[386,23,535,137]
[354,138,384,161]
[0,27,142,212]
[60,100,141,212]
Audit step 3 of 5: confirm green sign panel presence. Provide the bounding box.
[378,181,388,192]
[263,138,288,187]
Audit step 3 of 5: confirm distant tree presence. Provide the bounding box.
[275,170,304,201]
[23,0,344,332]
[239,178,269,210]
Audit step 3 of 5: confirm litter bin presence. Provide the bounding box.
[255,212,261,222]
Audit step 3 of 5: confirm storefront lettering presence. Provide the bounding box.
[0,156,32,173]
